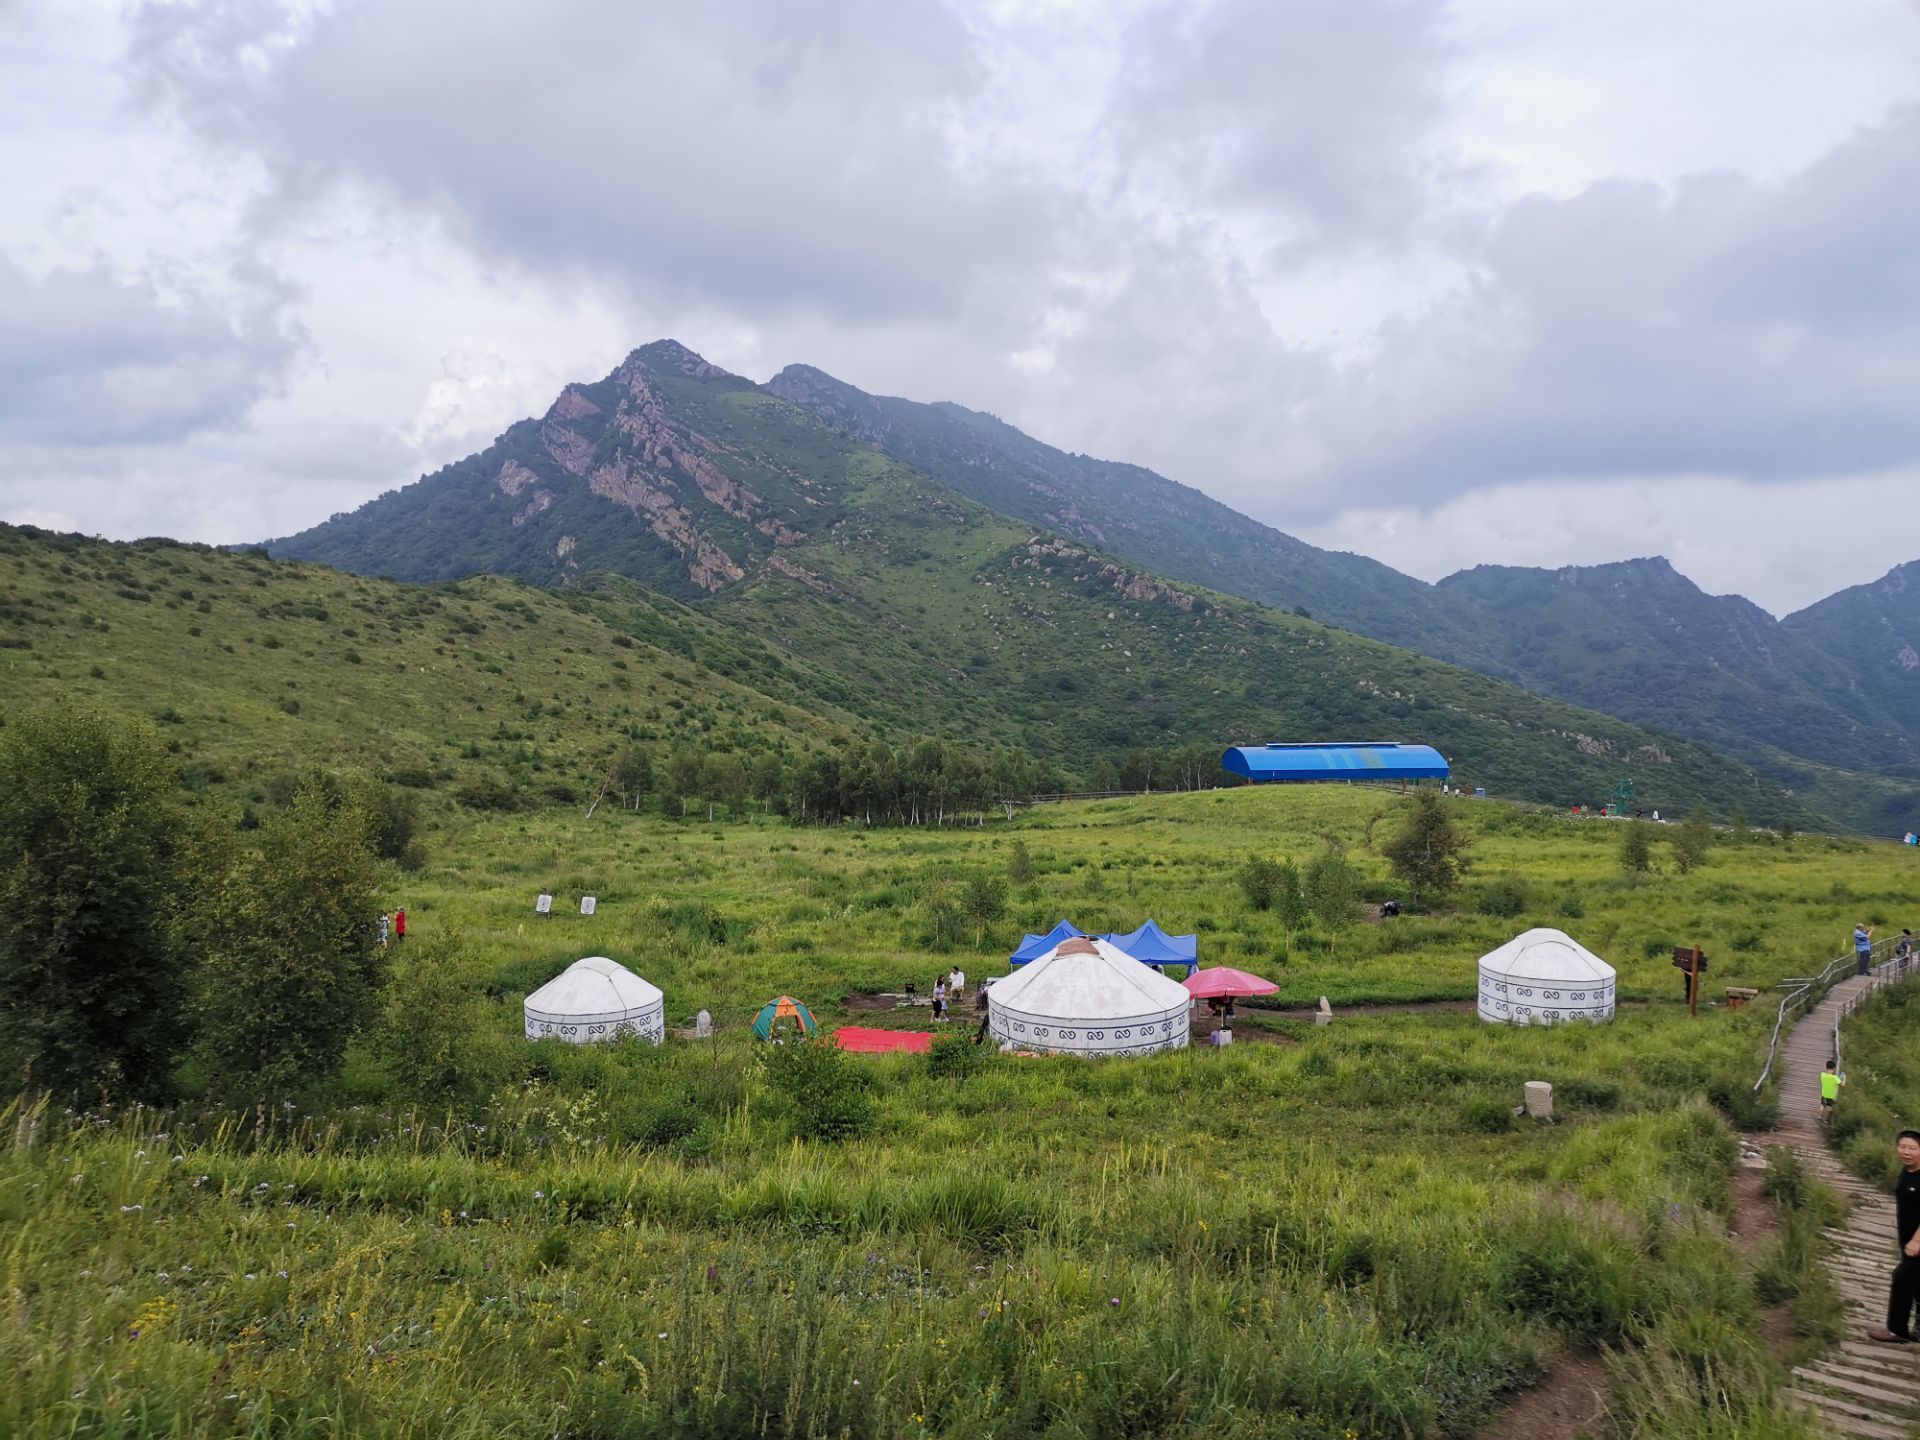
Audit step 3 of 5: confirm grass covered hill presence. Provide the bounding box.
[9,782,1915,1437]
[266,343,1827,824]
[0,525,881,811]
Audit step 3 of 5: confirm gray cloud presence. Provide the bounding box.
[130,0,1062,323]
[0,257,296,444]
[1113,0,1455,255]
[1305,106,1920,502]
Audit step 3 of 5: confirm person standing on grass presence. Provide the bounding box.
[1868,1130,1920,1343]
[394,906,407,944]
[1820,1060,1845,1118]
[378,912,391,950]
[931,975,947,1023]
[1855,921,1874,976]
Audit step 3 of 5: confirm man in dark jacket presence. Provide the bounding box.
[1868,1130,1920,1342]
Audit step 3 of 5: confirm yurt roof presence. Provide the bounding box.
[990,936,1192,1022]
[1477,928,1614,983]
[525,956,663,1022]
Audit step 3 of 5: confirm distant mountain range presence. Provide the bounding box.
[271,340,1920,832]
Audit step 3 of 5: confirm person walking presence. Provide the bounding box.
[1868,1130,1920,1343]
[1855,921,1875,976]
[1896,929,1915,977]
[1820,1060,1845,1118]
[394,906,407,944]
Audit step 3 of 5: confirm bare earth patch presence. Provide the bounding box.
[1483,1352,1609,1440]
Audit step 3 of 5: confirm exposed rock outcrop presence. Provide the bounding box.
[496,459,541,497]
[549,387,602,421]
[541,422,596,477]
[588,457,745,592]
[512,490,553,527]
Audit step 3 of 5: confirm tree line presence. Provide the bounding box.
[586,737,1234,825]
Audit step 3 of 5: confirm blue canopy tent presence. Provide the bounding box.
[1102,919,1199,976]
[1222,742,1449,783]
[1009,919,1085,967]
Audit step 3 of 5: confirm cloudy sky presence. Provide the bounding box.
[3,0,1917,615]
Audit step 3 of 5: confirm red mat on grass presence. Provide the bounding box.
[834,1026,934,1053]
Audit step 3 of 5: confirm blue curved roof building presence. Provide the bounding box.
[1221,742,1450,783]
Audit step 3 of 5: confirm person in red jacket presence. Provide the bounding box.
[394,907,407,943]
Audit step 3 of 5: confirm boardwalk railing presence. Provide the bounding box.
[1751,937,1899,1093]
[1832,944,1919,1076]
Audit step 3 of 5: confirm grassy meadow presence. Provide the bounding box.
[4,784,1916,1438]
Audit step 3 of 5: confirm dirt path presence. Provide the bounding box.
[1482,1353,1610,1440]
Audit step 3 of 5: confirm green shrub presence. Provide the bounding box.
[928,1030,989,1080]
[1704,1078,1779,1132]
[1460,1096,1514,1133]
[1478,873,1530,918]
[1489,1207,1644,1343]
[1555,1076,1621,1110]
[760,1037,873,1143]
[534,1226,572,1271]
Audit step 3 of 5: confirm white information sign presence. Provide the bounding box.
[579,895,597,917]
[535,892,553,915]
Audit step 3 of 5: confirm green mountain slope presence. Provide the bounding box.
[265,343,1837,825]
[1435,559,1918,777]
[762,362,1920,828]
[1783,562,1920,725]
[764,362,1491,661]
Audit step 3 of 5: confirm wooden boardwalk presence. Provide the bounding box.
[1774,973,1920,1439]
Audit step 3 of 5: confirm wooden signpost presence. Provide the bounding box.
[1672,945,1708,1017]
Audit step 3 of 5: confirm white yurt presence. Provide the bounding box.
[1476,928,1616,1026]
[524,956,665,1045]
[988,936,1192,1057]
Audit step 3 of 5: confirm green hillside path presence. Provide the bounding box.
[1775,973,1920,1439]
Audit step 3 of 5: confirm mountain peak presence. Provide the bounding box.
[627,339,732,380]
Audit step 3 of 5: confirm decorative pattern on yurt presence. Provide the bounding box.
[988,937,1192,1056]
[1476,928,1616,1026]
[524,956,665,1044]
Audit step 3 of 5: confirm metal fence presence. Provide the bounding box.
[1751,936,1904,1093]
[1833,944,1919,1077]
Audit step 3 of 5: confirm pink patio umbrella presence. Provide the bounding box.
[1182,966,1279,999]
